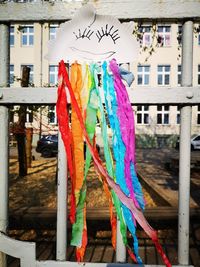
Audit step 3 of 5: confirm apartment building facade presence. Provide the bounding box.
[9,21,200,147]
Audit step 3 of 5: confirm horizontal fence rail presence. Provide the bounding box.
[0,86,200,105]
[0,0,200,21]
[0,2,200,267]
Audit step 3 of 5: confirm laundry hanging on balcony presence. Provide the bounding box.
[46,4,172,267]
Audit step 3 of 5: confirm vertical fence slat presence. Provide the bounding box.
[0,23,9,267]
[178,20,193,265]
[116,218,126,262]
[56,132,67,260]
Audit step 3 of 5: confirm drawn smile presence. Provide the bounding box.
[70,47,116,61]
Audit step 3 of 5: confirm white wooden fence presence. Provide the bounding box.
[0,1,200,266]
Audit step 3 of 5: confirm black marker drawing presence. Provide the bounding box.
[73,28,94,40]
[96,24,120,44]
[47,4,139,63]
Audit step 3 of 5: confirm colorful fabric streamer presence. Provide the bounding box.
[102,61,141,263]
[56,59,172,267]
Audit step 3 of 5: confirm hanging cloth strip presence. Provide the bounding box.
[90,62,118,251]
[109,59,145,211]
[102,61,141,263]
[56,66,76,224]
[70,63,87,261]
[57,60,172,267]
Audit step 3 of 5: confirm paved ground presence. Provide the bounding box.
[136,148,200,207]
[10,145,42,160]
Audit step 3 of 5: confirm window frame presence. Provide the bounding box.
[9,64,14,85]
[178,65,182,86]
[21,64,34,84]
[197,105,200,125]
[138,25,152,47]
[26,106,33,123]
[49,24,59,40]
[136,105,150,125]
[21,25,34,46]
[157,64,171,85]
[9,25,15,47]
[157,25,171,47]
[49,65,58,86]
[137,65,150,85]
[176,106,181,124]
[157,105,170,125]
[48,105,57,125]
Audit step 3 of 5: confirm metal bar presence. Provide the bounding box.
[0,1,200,21]
[0,23,9,267]
[178,20,193,265]
[56,132,67,261]
[116,218,126,262]
[0,232,36,267]
[36,261,193,267]
[0,86,200,105]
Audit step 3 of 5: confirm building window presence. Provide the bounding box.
[9,110,14,124]
[10,64,14,85]
[198,65,200,85]
[157,26,171,47]
[137,105,149,124]
[48,105,57,124]
[10,26,14,46]
[26,107,33,123]
[177,25,182,45]
[138,26,151,47]
[197,105,200,125]
[157,65,170,85]
[176,106,180,124]
[178,65,182,85]
[49,24,59,40]
[137,65,150,85]
[198,32,200,46]
[21,65,34,84]
[49,65,58,86]
[157,105,169,124]
[21,25,34,46]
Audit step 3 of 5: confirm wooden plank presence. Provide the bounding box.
[83,246,94,262]
[66,246,75,261]
[7,257,20,267]
[1,1,200,21]
[189,247,200,266]
[9,206,200,230]
[91,245,105,262]
[1,86,200,105]
[101,245,114,263]
[37,242,55,261]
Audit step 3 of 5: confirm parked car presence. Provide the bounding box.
[175,134,200,150]
[36,134,100,158]
[36,134,58,157]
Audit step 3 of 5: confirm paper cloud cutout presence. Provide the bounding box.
[46,4,139,63]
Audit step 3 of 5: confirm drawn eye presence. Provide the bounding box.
[73,28,94,40]
[96,24,120,44]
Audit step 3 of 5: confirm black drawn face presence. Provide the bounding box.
[70,24,121,61]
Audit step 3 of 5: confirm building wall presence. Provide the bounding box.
[10,21,200,147]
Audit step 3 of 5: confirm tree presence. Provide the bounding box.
[15,66,30,177]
